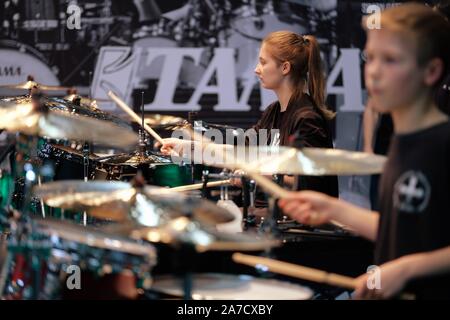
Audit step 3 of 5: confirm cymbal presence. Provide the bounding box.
[0,96,137,149]
[253,147,387,175]
[131,216,281,252]
[33,180,235,225]
[192,145,387,175]
[64,94,110,108]
[0,80,71,92]
[32,217,157,258]
[102,151,172,166]
[144,114,186,127]
[155,120,241,134]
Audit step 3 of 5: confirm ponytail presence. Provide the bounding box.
[263,31,335,120]
[304,35,335,120]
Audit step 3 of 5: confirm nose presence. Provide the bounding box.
[254,64,261,75]
[365,58,381,84]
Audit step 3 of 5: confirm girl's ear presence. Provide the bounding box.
[423,58,444,87]
[282,61,291,75]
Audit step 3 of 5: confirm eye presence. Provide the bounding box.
[383,55,397,63]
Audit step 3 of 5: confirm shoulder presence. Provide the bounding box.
[261,101,279,114]
[290,94,323,120]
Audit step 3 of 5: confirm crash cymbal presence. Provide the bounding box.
[32,217,157,257]
[0,96,137,149]
[131,216,280,252]
[188,145,387,176]
[33,180,235,225]
[252,147,387,175]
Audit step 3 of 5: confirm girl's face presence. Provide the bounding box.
[364,29,426,113]
[254,43,286,90]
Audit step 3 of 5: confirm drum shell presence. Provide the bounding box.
[2,225,157,300]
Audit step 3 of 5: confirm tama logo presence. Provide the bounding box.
[0,66,21,77]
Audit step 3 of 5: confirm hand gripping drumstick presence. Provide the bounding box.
[233,253,356,289]
[232,253,416,299]
[108,91,164,145]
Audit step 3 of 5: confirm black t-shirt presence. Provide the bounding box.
[253,94,339,198]
[375,120,450,299]
[374,114,394,156]
[436,73,450,116]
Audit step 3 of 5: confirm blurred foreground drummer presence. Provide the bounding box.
[280,4,450,300]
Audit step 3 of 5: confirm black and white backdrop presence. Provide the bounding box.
[1,0,430,204]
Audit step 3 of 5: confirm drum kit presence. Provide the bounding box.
[0,78,387,300]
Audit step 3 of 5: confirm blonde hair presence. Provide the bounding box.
[364,3,450,88]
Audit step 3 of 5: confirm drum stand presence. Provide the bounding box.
[81,142,91,225]
[258,175,285,237]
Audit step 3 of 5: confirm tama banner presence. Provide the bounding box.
[0,1,405,122]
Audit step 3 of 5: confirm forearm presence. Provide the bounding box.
[402,246,450,281]
[330,198,379,241]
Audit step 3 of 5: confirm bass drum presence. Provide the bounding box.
[0,40,60,92]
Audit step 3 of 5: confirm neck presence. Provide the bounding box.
[391,95,448,134]
[275,83,296,112]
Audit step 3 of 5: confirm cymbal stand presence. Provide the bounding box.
[241,176,256,230]
[258,174,284,237]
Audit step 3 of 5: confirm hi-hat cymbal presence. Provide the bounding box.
[64,94,110,107]
[144,114,186,127]
[131,216,280,252]
[102,151,172,166]
[0,96,137,149]
[0,80,71,92]
[33,180,235,225]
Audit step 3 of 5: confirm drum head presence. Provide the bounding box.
[151,273,313,300]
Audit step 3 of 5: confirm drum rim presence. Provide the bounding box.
[33,218,156,258]
[151,273,314,300]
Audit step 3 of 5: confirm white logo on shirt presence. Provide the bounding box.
[393,170,430,213]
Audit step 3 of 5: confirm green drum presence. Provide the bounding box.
[147,163,192,188]
[0,170,13,208]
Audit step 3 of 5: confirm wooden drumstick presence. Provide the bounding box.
[233,253,356,289]
[170,179,231,192]
[108,91,164,145]
[232,253,416,300]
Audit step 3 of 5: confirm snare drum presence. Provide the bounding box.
[151,273,313,300]
[2,218,157,300]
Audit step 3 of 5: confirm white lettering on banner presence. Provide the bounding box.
[91,47,141,110]
[326,48,364,112]
[189,48,251,111]
[144,48,203,111]
[92,46,364,112]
